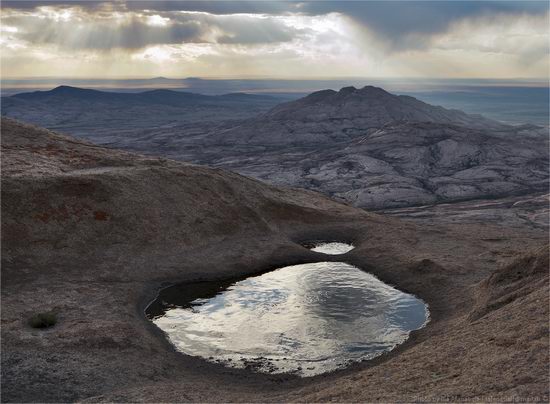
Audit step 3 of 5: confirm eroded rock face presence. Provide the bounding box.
[211,121,548,209]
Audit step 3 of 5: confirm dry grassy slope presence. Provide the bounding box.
[1,118,548,403]
[470,246,549,321]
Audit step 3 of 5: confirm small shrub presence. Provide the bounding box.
[28,312,57,329]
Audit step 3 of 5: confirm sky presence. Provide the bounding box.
[1,1,548,79]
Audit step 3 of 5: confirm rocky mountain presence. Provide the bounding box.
[9,85,277,106]
[211,86,505,145]
[127,87,548,209]
[2,118,548,402]
[2,85,547,209]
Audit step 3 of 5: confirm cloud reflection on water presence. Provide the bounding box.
[153,261,428,376]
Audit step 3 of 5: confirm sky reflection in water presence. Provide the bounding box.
[152,262,428,376]
[309,242,355,254]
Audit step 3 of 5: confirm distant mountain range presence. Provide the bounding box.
[2,85,547,209]
[1,86,283,140]
[3,77,547,125]
[10,85,277,105]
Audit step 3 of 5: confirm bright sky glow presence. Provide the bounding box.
[0,1,548,79]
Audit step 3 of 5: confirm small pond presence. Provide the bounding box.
[147,262,429,376]
[306,241,355,255]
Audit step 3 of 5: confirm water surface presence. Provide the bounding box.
[308,241,355,254]
[148,262,428,376]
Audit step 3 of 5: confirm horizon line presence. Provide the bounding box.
[1,76,548,82]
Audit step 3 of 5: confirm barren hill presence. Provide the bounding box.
[1,117,363,273]
[195,87,548,208]
[1,86,281,139]
[1,118,547,402]
[213,85,505,145]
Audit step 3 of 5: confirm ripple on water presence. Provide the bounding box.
[148,262,429,376]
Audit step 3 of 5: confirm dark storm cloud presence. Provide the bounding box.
[4,0,547,21]
[2,1,547,50]
[122,1,293,14]
[297,1,549,40]
[0,0,295,13]
[4,1,547,34]
[2,1,107,9]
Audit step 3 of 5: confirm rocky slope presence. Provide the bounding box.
[213,85,506,145]
[211,121,548,209]
[2,85,547,210]
[2,118,548,402]
[199,87,548,208]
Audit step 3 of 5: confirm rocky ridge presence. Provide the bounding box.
[1,86,548,210]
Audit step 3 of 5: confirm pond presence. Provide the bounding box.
[147,261,428,376]
[306,241,355,255]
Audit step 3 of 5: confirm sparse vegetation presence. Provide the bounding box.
[28,312,57,329]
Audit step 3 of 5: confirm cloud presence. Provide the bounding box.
[121,1,294,15]
[1,0,296,14]
[1,8,304,50]
[3,1,548,52]
[0,1,548,79]
[4,1,546,41]
[297,1,550,50]
[431,11,550,66]
[212,15,298,44]
[2,1,107,10]
[304,1,546,29]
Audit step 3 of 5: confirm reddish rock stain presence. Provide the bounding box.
[94,211,109,221]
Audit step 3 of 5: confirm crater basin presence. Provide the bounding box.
[147,262,429,376]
